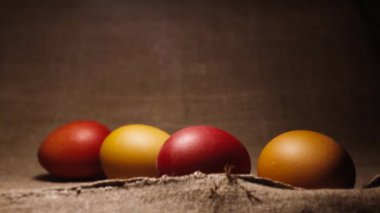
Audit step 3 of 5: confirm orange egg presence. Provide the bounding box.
[257,130,356,189]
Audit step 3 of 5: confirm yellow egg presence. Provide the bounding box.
[100,124,170,179]
[257,130,356,189]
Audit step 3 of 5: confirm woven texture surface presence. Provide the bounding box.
[0,1,379,211]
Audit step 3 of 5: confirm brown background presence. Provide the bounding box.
[0,0,379,189]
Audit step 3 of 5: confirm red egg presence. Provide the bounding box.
[38,121,110,179]
[157,126,251,176]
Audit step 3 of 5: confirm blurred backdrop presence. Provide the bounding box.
[0,0,379,188]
